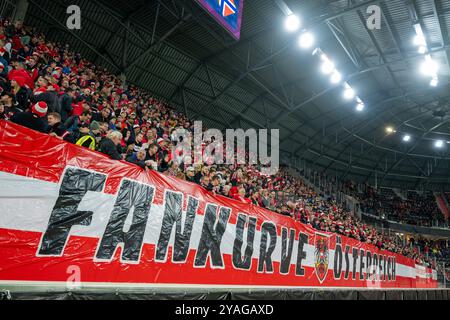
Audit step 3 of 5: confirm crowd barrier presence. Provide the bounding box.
[0,120,438,290]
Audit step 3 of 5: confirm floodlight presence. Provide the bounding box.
[430,77,438,87]
[386,127,395,134]
[421,56,438,76]
[298,32,314,49]
[418,46,427,54]
[285,14,300,32]
[344,87,355,100]
[321,60,335,74]
[330,71,342,84]
[413,35,426,47]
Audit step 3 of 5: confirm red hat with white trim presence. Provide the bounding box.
[34,87,47,95]
[0,62,4,70]
[32,101,48,117]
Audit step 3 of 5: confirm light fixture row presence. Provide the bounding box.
[413,23,439,87]
[313,48,365,112]
[385,127,448,148]
[285,13,366,113]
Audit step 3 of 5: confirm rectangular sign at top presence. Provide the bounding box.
[196,0,244,40]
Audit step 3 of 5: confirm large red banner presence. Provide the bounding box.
[0,120,437,289]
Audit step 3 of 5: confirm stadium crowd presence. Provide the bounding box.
[0,18,447,267]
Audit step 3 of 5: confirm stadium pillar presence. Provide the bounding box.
[13,0,28,23]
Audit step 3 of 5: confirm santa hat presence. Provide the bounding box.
[0,62,4,70]
[32,102,48,117]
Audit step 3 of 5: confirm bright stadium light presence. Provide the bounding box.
[330,71,342,84]
[430,77,439,87]
[435,140,444,148]
[403,135,411,142]
[344,87,355,100]
[298,32,314,49]
[356,102,364,112]
[321,60,335,74]
[385,126,396,134]
[285,14,300,32]
[421,55,438,77]
[418,46,427,54]
[413,34,426,47]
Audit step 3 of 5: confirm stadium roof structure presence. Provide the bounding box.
[24,0,450,190]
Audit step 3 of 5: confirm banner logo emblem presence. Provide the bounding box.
[219,0,237,17]
[314,233,330,283]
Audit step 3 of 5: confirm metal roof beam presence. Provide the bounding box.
[353,2,401,90]
[430,0,450,71]
[268,43,450,122]
[123,13,192,73]
[289,86,450,167]
[379,118,450,182]
[327,21,361,68]
[322,100,440,172]
[26,2,122,71]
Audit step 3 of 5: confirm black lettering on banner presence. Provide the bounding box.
[359,249,365,280]
[296,232,308,276]
[38,167,106,256]
[232,214,257,270]
[95,180,155,262]
[383,255,387,281]
[344,245,351,279]
[155,192,198,263]
[334,236,343,279]
[257,222,277,273]
[366,251,372,279]
[379,255,384,281]
[352,248,359,280]
[194,204,231,268]
[280,228,296,275]
[373,253,378,280]
[392,257,396,280]
[387,257,391,281]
